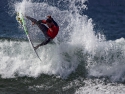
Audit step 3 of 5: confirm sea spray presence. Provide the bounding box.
[0,0,88,78]
[2,0,125,82]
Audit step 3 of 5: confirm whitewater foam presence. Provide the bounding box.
[1,0,124,82]
[75,79,125,94]
[10,0,89,78]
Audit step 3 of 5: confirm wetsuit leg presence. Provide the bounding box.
[26,16,37,23]
[26,16,50,38]
[34,38,52,50]
[39,38,51,46]
[36,22,50,38]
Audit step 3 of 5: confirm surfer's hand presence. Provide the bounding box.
[32,22,35,25]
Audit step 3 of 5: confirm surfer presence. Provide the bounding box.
[26,16,59,50]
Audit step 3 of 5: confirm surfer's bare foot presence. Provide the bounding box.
[32,22,35,25]
[34,45,39,50]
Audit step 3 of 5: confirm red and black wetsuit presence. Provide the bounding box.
[36,18,59,46]
[25,16,59,46]
[40,19,59,39]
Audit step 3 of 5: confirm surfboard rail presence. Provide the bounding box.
[16,12,42,62]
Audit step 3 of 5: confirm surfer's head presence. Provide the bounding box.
[46,19,53,27]
[46,19,52,23]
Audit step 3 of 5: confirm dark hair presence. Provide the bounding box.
[46,19,52,23]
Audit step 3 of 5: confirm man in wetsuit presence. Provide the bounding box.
[26,16,59,50]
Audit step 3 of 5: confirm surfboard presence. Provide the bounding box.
[16,12,42,62]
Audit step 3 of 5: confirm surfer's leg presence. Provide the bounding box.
[34,38,52,50]
[26,16,37,23]
[26,16,49,38]
[36,23,50,38]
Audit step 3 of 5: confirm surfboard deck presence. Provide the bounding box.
[16,12,42,62]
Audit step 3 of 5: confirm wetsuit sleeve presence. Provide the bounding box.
[37,20,46,24]
[41,20,46,24]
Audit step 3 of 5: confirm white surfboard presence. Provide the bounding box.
[16,12,42,62]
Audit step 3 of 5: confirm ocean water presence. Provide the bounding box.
[0,0,125,94]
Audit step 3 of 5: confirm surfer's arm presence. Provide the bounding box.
[34,38,51,50]
[40,38,51,46]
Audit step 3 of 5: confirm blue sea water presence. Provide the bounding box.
[0,0,125,94]
[86,0,125,40]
